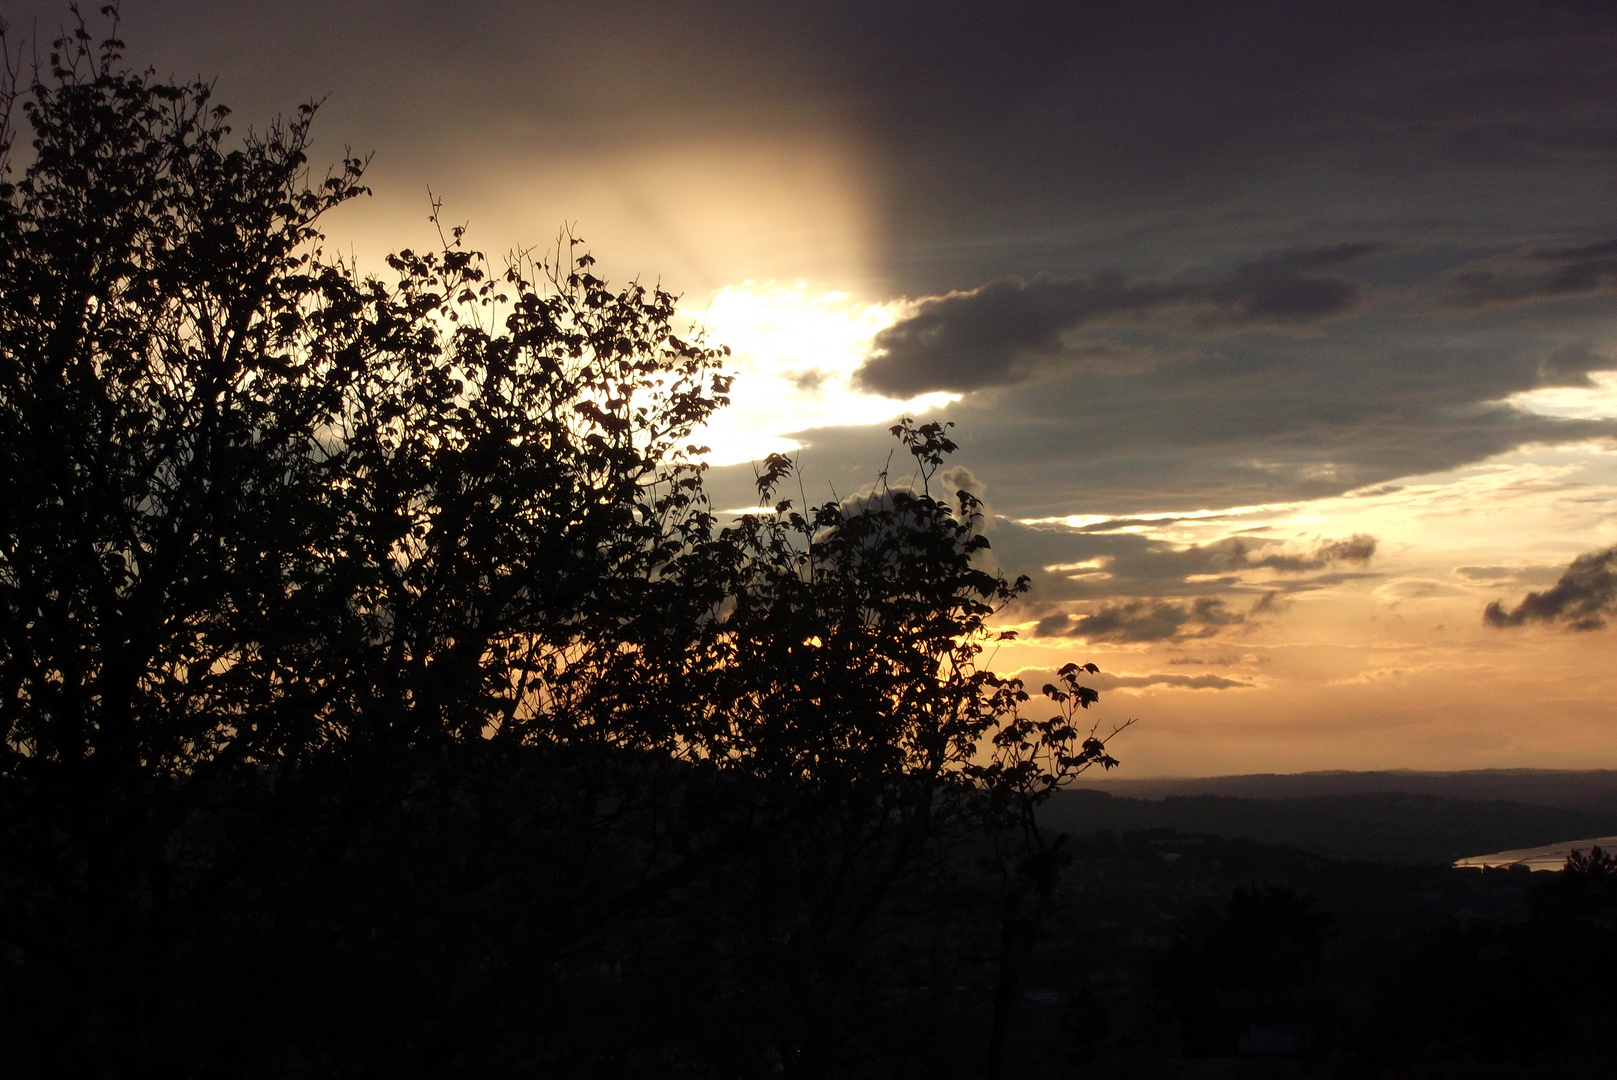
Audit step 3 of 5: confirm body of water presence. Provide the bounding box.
[1453,835,1617,871]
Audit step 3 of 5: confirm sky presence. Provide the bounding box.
[6,0,1617,775]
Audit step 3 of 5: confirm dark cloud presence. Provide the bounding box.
[1536,342,1614,388]
[790,369,830,392]
[1192,244,1392,330]
[1448,238,1617,309]
[855,245,1382,398]
[735,233,1617,525]
[854,275,1187,396]
[834,2,1617,295]
[1031,612,1076,637]
[1036,597,1248,644]
[1484,546,1617,630]
[1007,521,1369,644]
[1249,591,1284,615]
[1261,570,1381,595]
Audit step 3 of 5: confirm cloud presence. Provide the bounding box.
[1249,591,1286,615]
[1537,342,1615,388]
[999,522,1377,600]
[1374,578,1465,602]
[855,245,1382,397]
[1192,244,1391,330]
[1090,672,1254,691]
[86,0,1617,313]
[854,275,1190,396]
[1036,596,1249,643]
[1449,239,1617,309]
[1454,564,1567,587]
[1484,545,1617,630]
[720,315,1617,523]
[1015,666,1253,692]
[717,251,1617,529]
[938,464,994,524]
[1207,533,1377,573]
[1019,530,1375,643]
[819,2,1617,307]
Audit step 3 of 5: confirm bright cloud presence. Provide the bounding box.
[1506,370,1617,421]
[682,284,958,466]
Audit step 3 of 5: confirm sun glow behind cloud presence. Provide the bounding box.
[682,284,959,466]
[328,126,885,296]
[314,121,964,472]
[1506,370,1617,420]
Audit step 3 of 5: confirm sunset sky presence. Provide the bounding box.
[7,0,1617,775]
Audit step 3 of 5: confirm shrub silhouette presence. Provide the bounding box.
[0,11,1117,1077]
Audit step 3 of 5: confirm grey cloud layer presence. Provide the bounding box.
[36,1,1617,292]
[833,2,1617,293]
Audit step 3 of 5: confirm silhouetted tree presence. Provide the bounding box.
[1544,844,1617,924]
[0,10,1117,1078]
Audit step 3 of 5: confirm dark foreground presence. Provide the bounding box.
[10,782,1616,1079]
[998,829,1617,1079]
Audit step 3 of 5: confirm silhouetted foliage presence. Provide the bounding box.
[0,11,1119,1077]
[1543,844,1617,923]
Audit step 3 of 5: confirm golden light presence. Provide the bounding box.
[684,283,959,466]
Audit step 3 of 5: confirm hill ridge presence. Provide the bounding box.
[1041,786,1617,865]
[1071,768,1617,813]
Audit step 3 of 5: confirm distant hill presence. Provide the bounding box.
[1038,789,1617,865]
[1071,769,1617,814]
